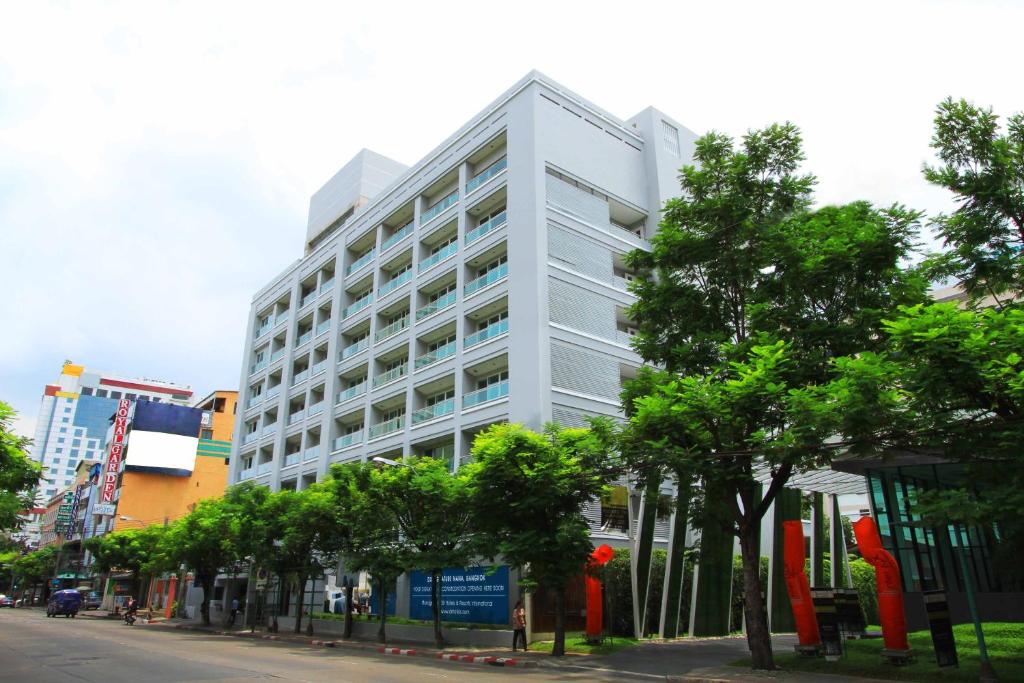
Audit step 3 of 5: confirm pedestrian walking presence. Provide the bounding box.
[511,599,527,652]
[229,596,240,626]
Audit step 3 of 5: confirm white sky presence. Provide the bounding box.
[2,0,1022,439]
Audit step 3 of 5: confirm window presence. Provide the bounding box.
[96,389,108,398]
[65,469,75,476]
[81,387,93,396]
[662,120,680,156]
[481,311,508,330]
[64,407,72,414]
[429,284,456,303]
[126,393,137,400]
[59,427,67,433]
[49,467,58,474]
[477,255,507,278]
[70,449,79,457]
[57,438,65,444]
[426,390,455,406]
[110,391,122,399]
[61,417,69,423]
[201,429,214,439]
[344,423,363,435]
[428,334,456,352]
[478,370,509,390]
[72,439,81,447]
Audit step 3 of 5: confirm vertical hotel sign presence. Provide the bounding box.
[102,399,132,503]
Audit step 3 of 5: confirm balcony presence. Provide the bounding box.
[615,330,636,346]
[381,221,414,252]
[369,416,404,439]
[466,156,507,194]
[333,432,362,451]
[339,337,369,360]
[421,190,459,225]
[465,210,507,245]
[295,330,313,347]
[379,270,412,298]
[375,316,409,343]
[373,364,407,388]
[257,461,273,476]
[247,394,263,410]
[262,423,278,438]
[307,400,324,417]
[275,312,290,326]
[249,359,268,375]
[287,409,305,425]
[270,348,286,363]
[416,290,457,321]
[465,318,508,348]
[346,249,376,276]
[291,369,310,386]
[283,452,301,468]
[415,341,456,369]
[336,382,367,404]
[342,294,373,319]
[265,386,281,402]
[242,431,259,445]
[418,242,458,272]
[254,323,271,339]
[239,467,255,481]
[412,398,455,425]
[463,380,510,409]
[300,290,318,309]
[316,319,331,337]
[465,263,508,297]
[319,277,335,295]
[311,359,327,377]
[303,445,320,462]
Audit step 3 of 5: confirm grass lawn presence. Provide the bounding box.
[528,632,640,656]
[733,622,1024,682]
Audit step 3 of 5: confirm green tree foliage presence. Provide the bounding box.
[923,98,1024,306]
[620,124,923,670]
[12,545,58,598]
[469,423,617,656]
[83,525,167,596]
[0,401,41,532]
[365,456,478,649]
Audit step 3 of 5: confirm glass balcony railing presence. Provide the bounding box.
[373,364,407,388]
[283,452,301,467]
[265,386,281,402]
[307,400,324,417]
[336,382,366,403]
[300,291,318,308]
[463,380,510,409]
[421,190,459,225]
[262,423,278,438]
[257,462,273,475]
[346,249,376,275]
[339,337,369,360]
[270,348,285,363]
[242,431,259,445]
[316,319,331,337]
[287,409,305,425]
[415,340,457,369]
[412,398,455,425]
[369,416,404,439]
[291,369,309,385]
[466,156,507,194]
[295,330,313,347]
[254,323,271,339]
[334,432,362,451]
[616,330,637,346]
[415,290,457,320]
[465,318,509,348]
[418,242,458,272]
[249,359,268,374]
[378,269,412,297]
[247,394,263,410]
[464,263,508,296]
[342,294,373,319]
[275,312,290,326]
[375,316,409,342]
[465,210,507,245]
[319,277,335,295]
[239,468,255,481]
[303,446,320,462]
[311,359,327,376]
[381,221,414,252]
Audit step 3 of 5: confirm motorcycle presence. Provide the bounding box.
[124,609,137,626]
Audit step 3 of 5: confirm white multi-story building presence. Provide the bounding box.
[229,72,696,539]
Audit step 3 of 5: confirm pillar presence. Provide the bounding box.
[658,479,691,638]
[811,492,824,587]
[768,487,801,632]
[689,480,734,636]
[629,477,660,638]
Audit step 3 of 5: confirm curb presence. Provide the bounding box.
[378,647,417,656]
[436,653,538,668]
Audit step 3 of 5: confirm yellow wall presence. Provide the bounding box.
[113,391,237,531]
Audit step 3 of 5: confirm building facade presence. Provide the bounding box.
[28,362,193,507]
[229,72,693,516]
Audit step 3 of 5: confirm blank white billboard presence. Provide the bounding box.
[124,430,198,476]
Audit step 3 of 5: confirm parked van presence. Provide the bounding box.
[47,589,81,618]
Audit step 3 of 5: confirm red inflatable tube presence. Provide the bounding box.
[783,520,820,646]
[585,544,614,638]
[852,516,909,652]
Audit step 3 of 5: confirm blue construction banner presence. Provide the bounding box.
[409,565,509,624]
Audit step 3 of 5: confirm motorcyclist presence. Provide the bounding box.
[124,597,138,624]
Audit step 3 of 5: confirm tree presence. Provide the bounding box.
[12,545,58,601]
[922,98,1024,307]
[469,423,617,657]
[0,401,41,533]
[83,525,167,598]
[367,456,478,649]
[621,125,924,669]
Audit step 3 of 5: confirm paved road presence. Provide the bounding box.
[0,608,655,682]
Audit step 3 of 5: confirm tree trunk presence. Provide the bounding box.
[294,574,305,634]
[343,579,354,639]
[739,524,774,670]
[377,576,388,643]
[552,587,566,657]
[430,568,444,649]
[272,572,285,633]
[306,574,315,636]
[201,575,214,626]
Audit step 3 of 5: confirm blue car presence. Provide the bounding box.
[47,589,81,618]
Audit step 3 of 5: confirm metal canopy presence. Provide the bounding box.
[752,461,867,495]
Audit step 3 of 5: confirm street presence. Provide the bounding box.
[0,608,678,682]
